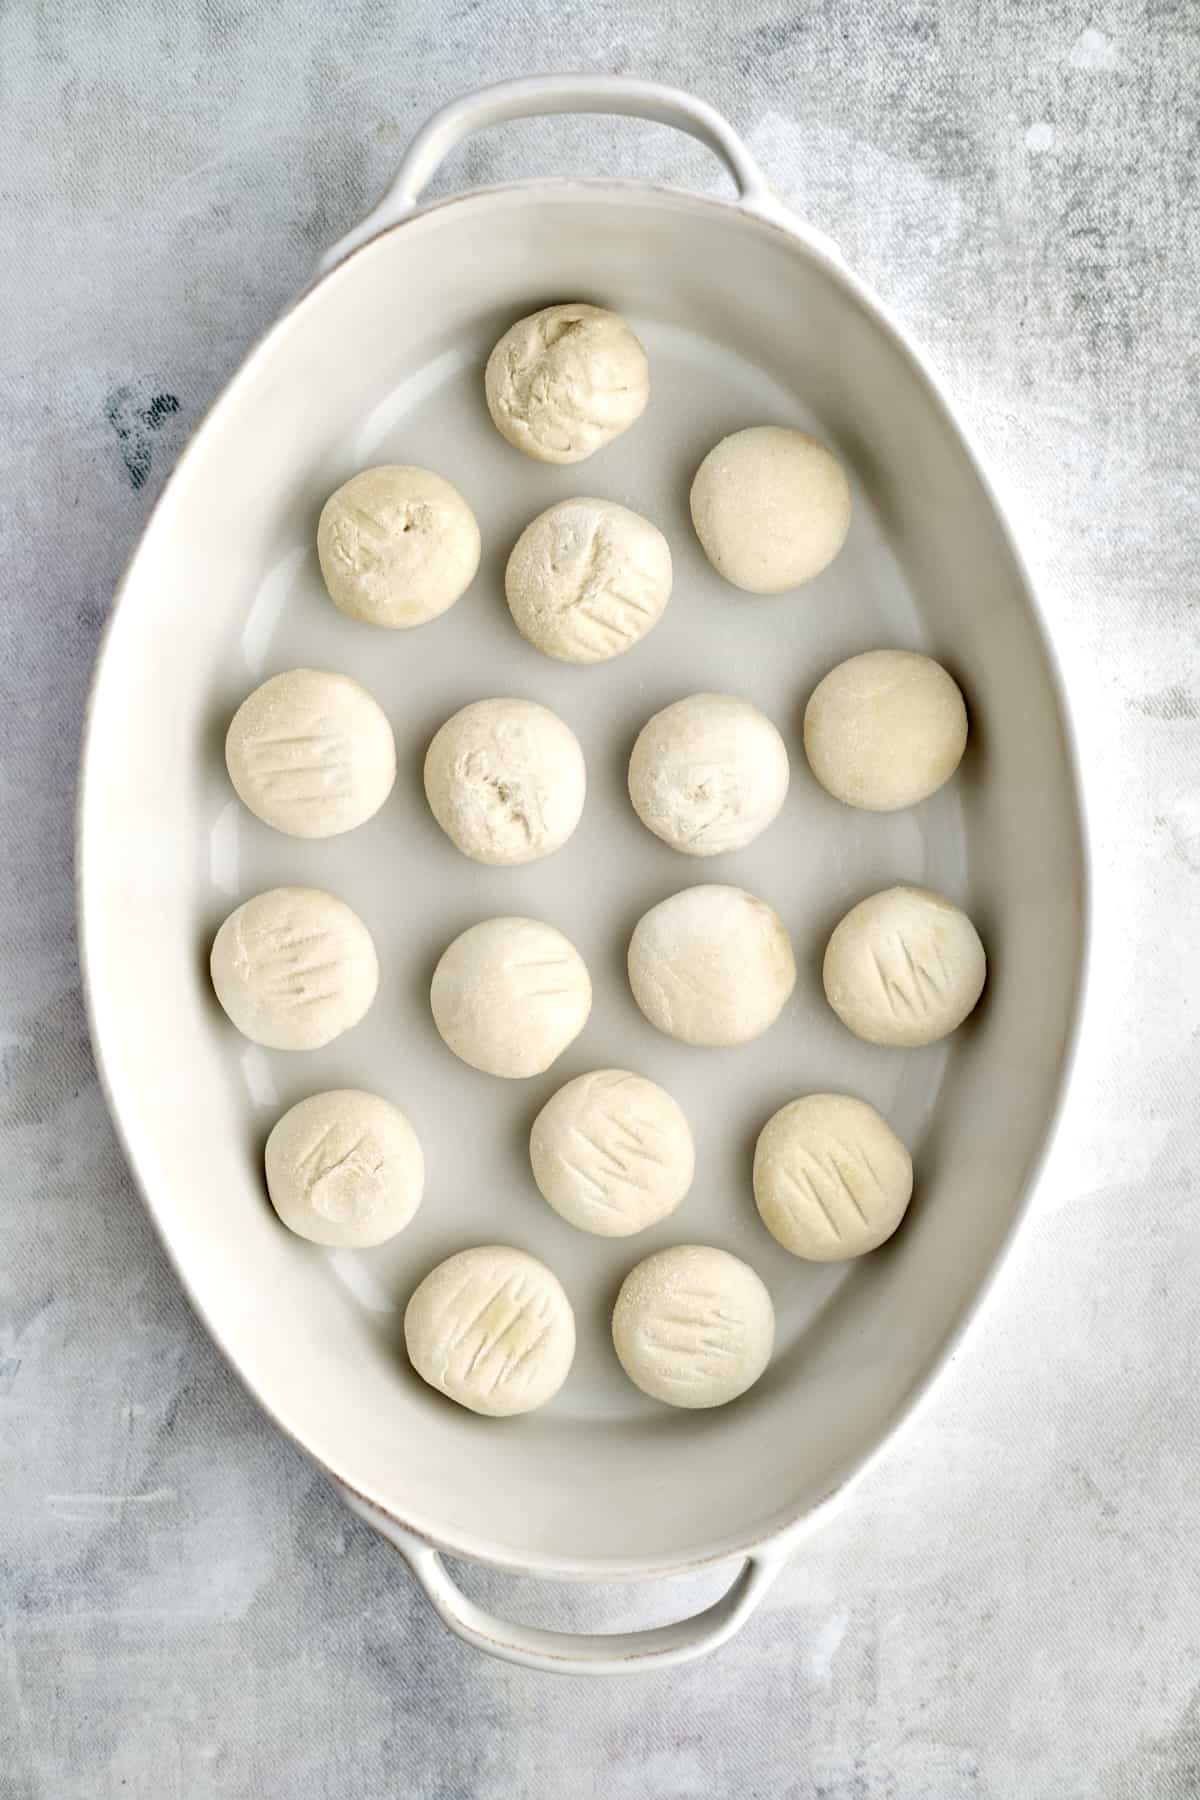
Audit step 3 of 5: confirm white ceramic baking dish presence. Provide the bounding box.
[79,76,1088,1674]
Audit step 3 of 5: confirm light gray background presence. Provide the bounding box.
[3,2,1197,1795]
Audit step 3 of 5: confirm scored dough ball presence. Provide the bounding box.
[612,1245,774,1409]
[804,650,968,812]
[431,916,591,1078]
[628,885,796,1048]
[690,426,850,593]
[505,498,672,664]
[754,1094,913,1261]
[210,887,378,1051]
[485,303,649,464]
[823,885,986,1048]
[265,1089,423,1248]
[405,1246,575,1417]
[628,693,790,857]
[423,698,586,866]
[317,465,480,628]
[530,1070,694,1238]
[225,668,396,839]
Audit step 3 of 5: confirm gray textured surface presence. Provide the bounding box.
[3,2,1198,1794]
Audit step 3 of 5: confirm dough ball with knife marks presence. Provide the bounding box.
[405,1246,576,1416]
[611,1244,774,1409]
[317,465,480,628]
[753,1094,913,1261]
[530,1069,694,1237]
[225,668,396,839]
[265,1089,423,1248]
[210,887,378,1050]
[505,498,672,663]
[430,916,592,1078]
[823,885,986,1048]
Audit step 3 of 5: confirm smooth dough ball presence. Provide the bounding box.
[423,698,586,866]
[317,465,480,628]
[405,1246,575,1416]
[431,917,591,1078]
[823,885,986,1048]
[628,693,790,857]
[210,887,378,1050]
[265,1089,423,1248]
[612,1245,774,1409]
[690,426,850,593]
[754,1094,913,1261]
[225,668,396,839]
[530,1070,694,1238]
[505,498,672,663]
[804,650,968,812]
[628,885,795,1048]
[485,303,649,464]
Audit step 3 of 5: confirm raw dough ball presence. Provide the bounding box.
[628,885,796,1047]
[210,887,378,1051]
[804,650,968,812]
[225,668,396,839]
[823,885,986,1048]
[690,426,850,593]
[405,1246,575,1416]
[505,498,672,663]
[485,303,649,463]
[265,1089,423,1248]
[530,1070,694,1238]
[612,1245,774,1409]
[423,699,586,866]
[628,693,790,857]
[317,465,480,628]
[754,1094,913,1261]
[431,917,591,1078]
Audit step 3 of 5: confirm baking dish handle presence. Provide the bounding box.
[341,1488,784,1675]
[319,74,796,272]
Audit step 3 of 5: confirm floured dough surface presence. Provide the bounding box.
[225,668,396,839]
[317,465,480,628]
[612,1244,774,1409]
[754,1093,913,1261]
[628,693,790,856]
[505,498,672,663]
[628,885,796,1047]
[430,916,592,1078]
[404,1245,575,1416]
[423,698,586,866]
[690,425,851,593]
[485,303,649,463]
[530,1069,694,1238]
[804,650,968,812]
[210,886,378,1050]
[823,885,986,1048]
[265,1089,424,1248]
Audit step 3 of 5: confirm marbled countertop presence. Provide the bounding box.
[3,3,1197,1794]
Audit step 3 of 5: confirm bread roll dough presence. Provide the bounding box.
[530,1069,694,1237]
[317,465,480,628]
[504,498,672,663]
[431,916,591,1078]
[423,699,586,866]
[823,885,986,1048]
[804,650,967,812]
[265,1089,423,1248]
[210,887,378,1050]
[754,1094,913,1260]
[690,426,850,593]
[225,668,396,839]
[404,1246,575,1416]
[628,693,790,857]
[612,1245,774,1409]
[485,303,649,463]
[628,885,796,1047]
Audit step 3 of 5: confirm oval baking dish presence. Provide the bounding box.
[79,76,1088,1674]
